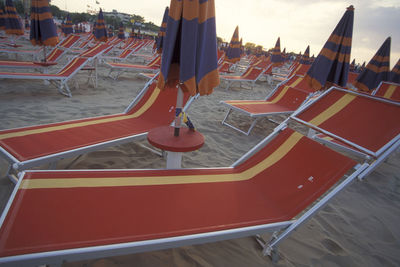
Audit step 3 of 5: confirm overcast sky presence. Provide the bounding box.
[52,0,400,67]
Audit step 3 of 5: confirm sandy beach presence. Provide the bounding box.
[0,44,400,266]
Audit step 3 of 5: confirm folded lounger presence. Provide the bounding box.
[220,75,313,135]
[0,77,193,177]
[219,65,271,90]
[3,87,400,265]
[106,55,161,80]
[372,81,400,101]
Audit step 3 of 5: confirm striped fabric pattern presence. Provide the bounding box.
[118,22,125,40]
[129,27,135,39]
[299,46,310,65]
[157,0,220,96]
[354,37,391,92]
[30,0,59,46]
[390,58,400,84]
[4,0,23,35]
[270,37,283,66]
[0,8,5,30]
[64,13,73,35]
[226,26,241,63]
[156,6,169,53]
[94,9,107,42]
[304,6,354,91]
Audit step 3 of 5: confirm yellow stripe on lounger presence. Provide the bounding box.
[226,77,304,105]
[20,132,304,189]
[383,85,397,99]
[309,93,356,126]
[0,88,162,140]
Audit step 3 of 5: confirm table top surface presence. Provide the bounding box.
[147,126,204,152]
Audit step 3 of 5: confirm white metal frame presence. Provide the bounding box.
[220,65,271,90]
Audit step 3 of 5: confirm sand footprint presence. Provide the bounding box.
[321,238,346,255]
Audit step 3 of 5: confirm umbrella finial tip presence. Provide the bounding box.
[347,5,354,11]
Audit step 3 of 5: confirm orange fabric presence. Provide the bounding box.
[0,128,355,257]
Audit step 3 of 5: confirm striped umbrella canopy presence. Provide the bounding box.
[299,45,310,65]
[0,8,5,31]
[157,0,219,96]
[64,13,73,35]
[79,24,84,33]
[304,6,354,91]
[282,47,286,60]
[24,14,29,30]
[157,0,219,136]
[156,6,169,53]
[129,27,135,39]
[270,37,283,66]
[61,20,65,34]
[390,58,400,84]
[359,61,366,72]
[30,0,59,46]
[117,22,125,40]
[226,26,241,63]
[4,0,24,36]
[354,37,391,92]
[107,26,113,37]
[94,9,107,42]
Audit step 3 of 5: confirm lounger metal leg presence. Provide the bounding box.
[221,108,259,135]
[6,164,18,184]
[225,81,233,90]
[263,163,368,260]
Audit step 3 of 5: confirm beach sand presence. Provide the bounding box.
[0,47,399,266]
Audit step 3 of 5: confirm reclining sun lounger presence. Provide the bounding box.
[2,87,399,265]
[372,81,400,101]
[292,87,400,179]
[106,55,161,80]
[221,75,313,135]
[100,41,146,62]
[219,65,271,90]
[0,77,193,177]
[0,43,110,96]
[0,47,67,70]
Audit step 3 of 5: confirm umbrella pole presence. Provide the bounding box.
[174,85,184,137]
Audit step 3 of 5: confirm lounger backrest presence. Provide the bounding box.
[147,56,161,67]
[292,88,400,157]
[46,47,65,62]
[58,34,80,49]
[56,57,88,77]
[79,43,110,58]
[290,64,310,77]
[218,61,231,72]
[240,67,264,80]
[126,81,190,122]
[373,81,400,101]
[266,81,309,110]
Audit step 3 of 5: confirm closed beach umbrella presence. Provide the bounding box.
[349,59,356,72]
[117,22,125,40]
[129,27,135,39]
[270,37,283,66]
[305,6,354,91]
[299,45,310,65]
[94,9,107,42]
[0,8,5,31]
[4,0,24,36]
[64,13,73,35]
[354,37,391,92]
[156,6,168,53]
[226,26,241,63]
[30,0,59,61]
[157,0,220,135]
[390,59,400,84]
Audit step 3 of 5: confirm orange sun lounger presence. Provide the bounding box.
[372,81,400,101]
[0,127,364,266]
[1,87,399,265]
[106,55,161,80]
[219,65,271,90]
[0,77,193,175]
[0,47,67,69]
[221,75,313,135]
